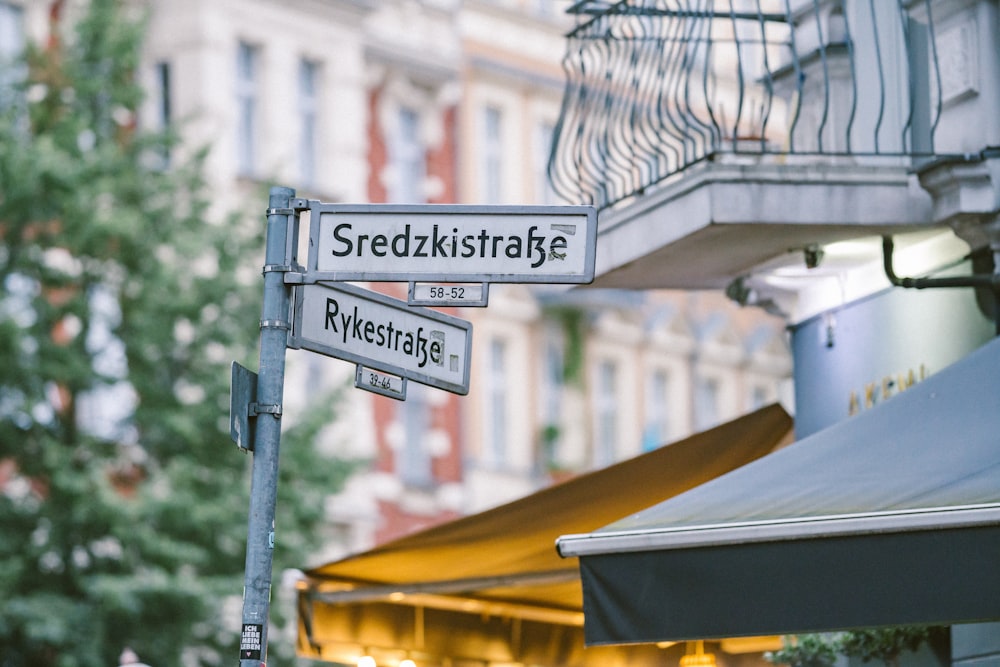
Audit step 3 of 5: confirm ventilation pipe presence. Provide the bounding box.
[882,235,1000,335]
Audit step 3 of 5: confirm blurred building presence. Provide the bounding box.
[7,0,978,662]
[1,1,799,665]
[544,0,1000,663]
[0,0,791,561]
[126,0,789,555]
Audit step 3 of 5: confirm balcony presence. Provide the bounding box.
[547,0,981,298]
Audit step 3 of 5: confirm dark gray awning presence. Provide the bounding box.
[557,337,1000,645]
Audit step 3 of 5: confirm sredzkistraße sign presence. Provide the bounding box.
[303,203,597,284]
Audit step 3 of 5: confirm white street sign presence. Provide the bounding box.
[289,282,472,395]
[304,203,597,283]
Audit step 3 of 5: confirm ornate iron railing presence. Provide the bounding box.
[549,0,943,209]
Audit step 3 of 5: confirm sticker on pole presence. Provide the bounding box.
[240,623,262,660]
[289,282,472,395]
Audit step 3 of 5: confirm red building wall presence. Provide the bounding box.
[366,86,464,543]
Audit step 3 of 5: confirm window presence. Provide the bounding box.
[76,284,134,442]
[643,369,670,451]
[539,326,564,464]
[154,62,172,129]
[532,0,553,18]
[587,130,610,207]
[594,360,618,467]
[0,1,25,112]
[389,107,424,203]
[235,42,259,176]
[694,375,720,431]
[152,61,172,166]
[298,58,318,187]
[399,384,433,488]
[481,106,503,203]
[483,338,509,467]
[0,1,23,63]
[750,383,770,410]
[542,332,563,425]
[535,121,558,205]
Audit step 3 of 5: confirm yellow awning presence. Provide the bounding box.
[297,403,793,667]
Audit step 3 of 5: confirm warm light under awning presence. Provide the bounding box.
[297,404,794,666]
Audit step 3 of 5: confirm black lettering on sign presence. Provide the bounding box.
[325,298,339,332]
[327,222,579,269]
[240,623,263,660]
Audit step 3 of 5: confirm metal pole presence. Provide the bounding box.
[239,186,295,666]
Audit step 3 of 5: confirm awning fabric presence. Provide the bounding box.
[297,404,793,665]
[557,338,1000,645]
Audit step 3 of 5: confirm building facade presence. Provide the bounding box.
[128,0,789,549]
[547,0,1000,663]
[1,0,791,583]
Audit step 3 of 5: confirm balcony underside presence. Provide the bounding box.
[589,157,939,290]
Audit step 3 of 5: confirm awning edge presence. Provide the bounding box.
[557,502,1000,556]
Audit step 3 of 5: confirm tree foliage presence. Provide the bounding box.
[837,627,932,667]
[766,627,939,667]
[765,634,838,667]
[0,2,354,665]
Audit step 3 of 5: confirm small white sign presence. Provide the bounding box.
[290,282,472,395]
[305,203,597,284]
[409,282,488,307]
[355,365,406,400]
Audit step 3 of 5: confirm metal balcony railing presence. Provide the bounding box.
[549,0,943,210]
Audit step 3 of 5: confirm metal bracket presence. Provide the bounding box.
[266,207,294,216]
[290,198,313,211]
[260,319,290,331]
[249,402,282,419]
[262,264,294,274]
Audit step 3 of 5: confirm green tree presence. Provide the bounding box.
[837,626,933,667]
[767,627,942,667]
[766,634,838,667]
[0,1,354,665]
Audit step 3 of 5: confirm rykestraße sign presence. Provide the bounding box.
[289,281,472,395]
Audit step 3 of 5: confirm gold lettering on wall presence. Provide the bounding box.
[848,364,927,416]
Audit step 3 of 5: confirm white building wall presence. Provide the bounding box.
[141,0,370,211]
[464,285,540,510]
[128,0,794,535]
[587,310,645,463]
[642,321,697,444]
[138,0,378,556]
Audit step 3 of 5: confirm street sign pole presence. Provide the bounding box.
[239,186,296,666]
[231,194,594,663]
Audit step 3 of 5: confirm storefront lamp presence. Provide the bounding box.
[400,659,416,667]
[679,641,716,667]
[358,655,376,667]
